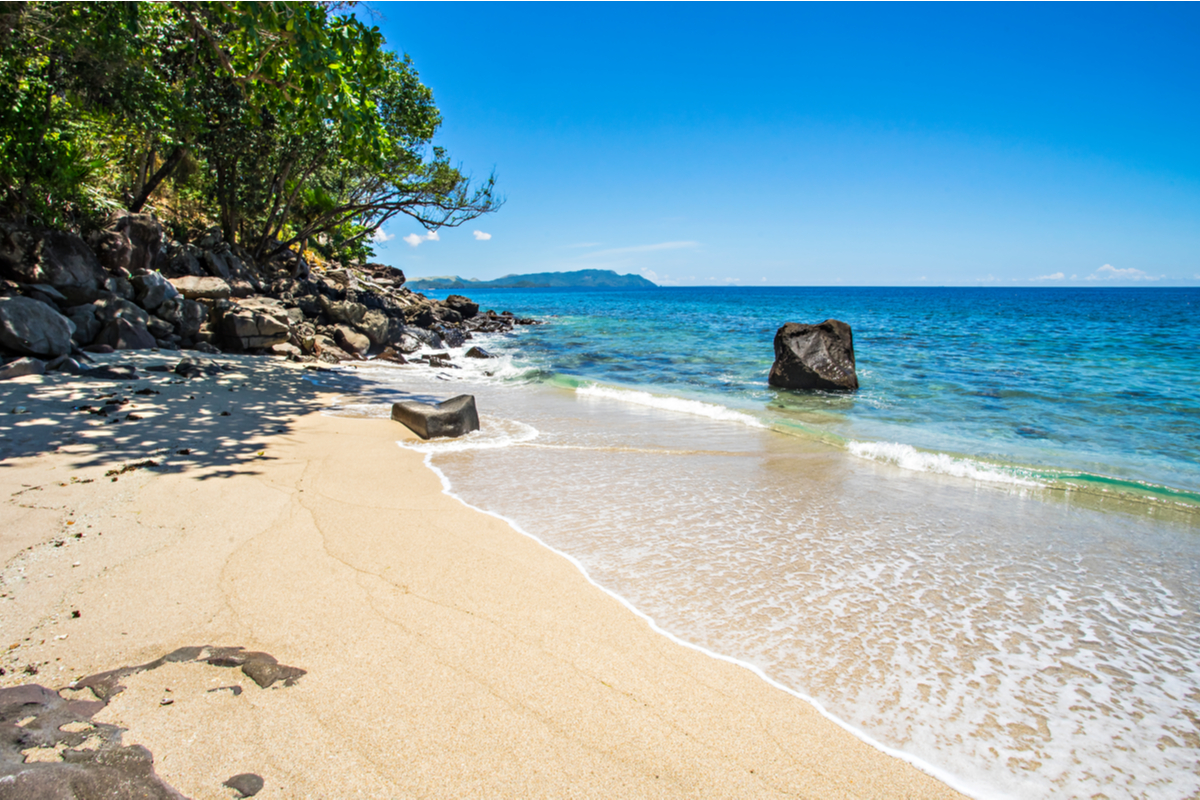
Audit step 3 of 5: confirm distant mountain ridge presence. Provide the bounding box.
[408,269,657,290]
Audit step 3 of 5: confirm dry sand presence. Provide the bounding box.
[0,353,966,798]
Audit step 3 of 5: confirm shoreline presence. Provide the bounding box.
[1,353,968,798]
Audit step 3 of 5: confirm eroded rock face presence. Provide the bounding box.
[768,319,858,392]
[131,271,179,312]
[391,394,480,439]
[0,296,75,358]
[95,317,157,351]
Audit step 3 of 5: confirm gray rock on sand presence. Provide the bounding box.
[96,318,158,351]
[391,395,480,439]
[0,295,75,357]
[223,773,265,798]
[768,319,859,392]
[0,356,46,380]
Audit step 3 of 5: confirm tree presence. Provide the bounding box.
[0,1,500,261]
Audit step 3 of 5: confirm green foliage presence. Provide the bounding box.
[0,1,500,260]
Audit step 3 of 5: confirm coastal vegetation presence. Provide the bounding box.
[0,1,498,263]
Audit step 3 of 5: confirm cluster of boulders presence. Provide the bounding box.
[0,212,537,378]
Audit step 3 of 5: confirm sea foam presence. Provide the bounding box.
[576,384,767,428]
[847,440,1043,487]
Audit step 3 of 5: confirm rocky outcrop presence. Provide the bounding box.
[768,320,858,392]
[391,395,480,439]
[0,215,535,369]
[0,295,75,357]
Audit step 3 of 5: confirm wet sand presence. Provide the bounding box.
[0,353,965,798]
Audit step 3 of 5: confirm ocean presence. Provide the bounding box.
[325,286,1200,799]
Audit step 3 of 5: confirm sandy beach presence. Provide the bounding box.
[0,353,965,799]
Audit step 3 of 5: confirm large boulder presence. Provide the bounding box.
[169,275,231,300]
[0,296,75,357]
[319,295,367,326]
[95,317,157,350]
[333,324,370,357]
[65,304,102,345]
[0,356,46,380]
[0,225,107,304]
[443,295,479,319]
[768,319,859,392]
[356,309,390,346]
[391,395,480,439]
[220,299,291,350]
[131,271,179,312]
[94,296,151,329]
[157,297,208,338]
[93,211,164,275]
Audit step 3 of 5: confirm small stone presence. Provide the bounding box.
[223,773,265,797]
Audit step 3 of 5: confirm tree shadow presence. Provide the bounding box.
[0,353,431,481]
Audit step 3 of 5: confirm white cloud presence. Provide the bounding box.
[579,241,699,259]
[371,228,394,243]
[1071,274,1078,279]
[473,230,492,241]
[1032,272,1065,281]
[723,277,741,284]
[640,268,661,283]
[1086,264,1162,281]
[403,230,440,248]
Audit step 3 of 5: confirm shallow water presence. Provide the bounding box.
[325,287,1200,799]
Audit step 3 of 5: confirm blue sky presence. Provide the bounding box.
[367,2,1199,287]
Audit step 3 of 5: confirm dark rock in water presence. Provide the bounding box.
[443,294,479,319]
[0,295,75,357]
[768,319,858,392]
[391,394,480,439]
[464,346,495,359]
[375,347,407,364]
[224,773,265,797]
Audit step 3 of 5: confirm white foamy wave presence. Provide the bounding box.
[398,416,539,454]
[848,441,1043,487]
[576,385,767,428]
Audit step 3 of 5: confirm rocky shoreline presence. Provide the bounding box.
[0,212,536,380]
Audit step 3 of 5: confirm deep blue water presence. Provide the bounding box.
[428,286,1200,502]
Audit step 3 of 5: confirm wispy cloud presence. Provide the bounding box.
[403,230,440,248]
[1032,272,1065,281]
[578,241,699,259]
[372,228,394,243]
[473,230,492,241]
[1086,264,1161,281]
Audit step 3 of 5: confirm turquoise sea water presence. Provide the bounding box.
[445,286,1200,505]
[328,286,1200,799]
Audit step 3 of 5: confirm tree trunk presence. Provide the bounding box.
[129,145,186,213]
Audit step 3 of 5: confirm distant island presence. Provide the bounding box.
[408,269,657,290]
